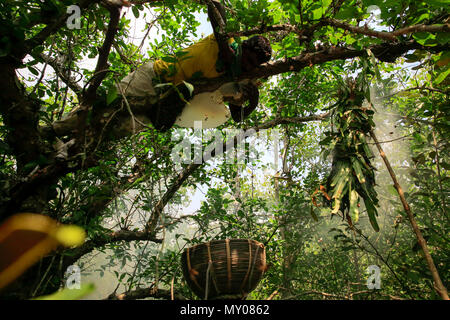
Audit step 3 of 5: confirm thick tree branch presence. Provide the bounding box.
[63,229,162,268]
[323,20,449,42]
[107,287,186,300]
[228,24,304,38]
[254,113,330,130]
[44,39,443,140]
[83,5,121,104]
[193,40,427,94]
[0,163,73,222]
[383,86,450,97]
[228,20,449,43]
[67,5,122,166]
[129,0,164,4]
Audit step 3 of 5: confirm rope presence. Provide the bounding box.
[248,245,260,292]
[240,240,252,293]
[204,260,213,300]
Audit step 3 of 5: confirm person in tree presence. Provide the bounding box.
[117,0,272,131]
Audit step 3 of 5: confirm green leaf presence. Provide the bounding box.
[412,12,429,24]
[28,66,39,76]
[161,56,178,63]
[351,158,366,184]
[436,32,450,45]
[312,7,323,20]
[413,32,437,46]
[182,81,194,96]
[425,0,450,7]
[349,189,359,223]
[310,206,319,222]
[364,198,379,232]
[334,6,359,20]
[106,86,118,105]
[387,185,398,196]
[434,67,450,84]
[132,6,140,18]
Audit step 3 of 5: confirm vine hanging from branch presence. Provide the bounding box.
[317,74,380,231]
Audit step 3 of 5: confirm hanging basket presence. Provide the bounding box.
[181,239,266,300]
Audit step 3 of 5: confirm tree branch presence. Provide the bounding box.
[193,40,436,94]
[39,53,83,95]
[145,162,202,233]
[383,86,450,97]
[228,24,304,38]
[107,287,186,300]
[0,65,44,174]
[45,39,442,140]
[63,229,162,269]
[323,20,449,42]
[227,20,449,43]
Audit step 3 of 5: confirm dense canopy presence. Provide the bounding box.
[0,0,448,300]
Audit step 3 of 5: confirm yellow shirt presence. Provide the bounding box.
[153,34,232,84]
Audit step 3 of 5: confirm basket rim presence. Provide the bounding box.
[183,238,264,252]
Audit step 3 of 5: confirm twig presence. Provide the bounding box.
[382,86,450,98]
[30,42,55,96]
[366,134,412,145]
[115,77,136,134]
[40,53,83,94]
[324,20,449,42]
[266,289,280,300]
[63,229,162,269]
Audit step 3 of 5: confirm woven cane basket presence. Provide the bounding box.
[181,239,266,300]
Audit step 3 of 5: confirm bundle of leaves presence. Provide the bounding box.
[320,81,380,231]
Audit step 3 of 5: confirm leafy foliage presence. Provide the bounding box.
[320,76,379,231]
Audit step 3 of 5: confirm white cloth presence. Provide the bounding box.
[117,61,157,97]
